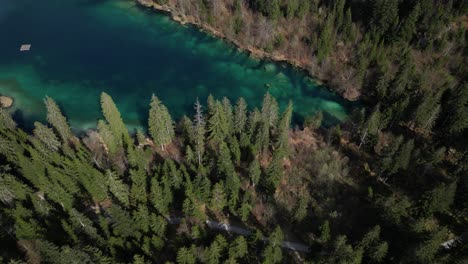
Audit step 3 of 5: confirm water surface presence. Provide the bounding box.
[0,0,353,130]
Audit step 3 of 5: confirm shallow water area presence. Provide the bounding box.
[0,0,354,130]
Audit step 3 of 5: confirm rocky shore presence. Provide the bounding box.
[135,0,358,101]
[0,95,13,108]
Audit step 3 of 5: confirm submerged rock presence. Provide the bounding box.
[0,96,13,108]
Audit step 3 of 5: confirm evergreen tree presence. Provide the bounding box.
[33,122,61,151]
[234,97,248,134]
[148,94,175,150]
[210,182,227,213]
[367,104,382,136]
[100,92,130,146]
[129,168,147,205]
[276,101,293,155]
[391,139,414,173]
[370,0,399,39]
[229,236,248,260]
[193,99,206,166]
[399,3,420,41]
[44,96,72,143]
[447,83,468,135]
[343,8,353,40]
[97,120,118,154]
[319,220,331,244]
[258,93,278,154]
[208,100,227,142]
[249,158,261,187]
[413,227,449,263]
[317,14,335,62]
[0,108,16,130]
[107,170,129,207]
[412,92,441,130]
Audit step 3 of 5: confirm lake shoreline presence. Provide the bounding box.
[134,0,357,101]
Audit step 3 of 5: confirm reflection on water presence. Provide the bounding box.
[0,0,355,130]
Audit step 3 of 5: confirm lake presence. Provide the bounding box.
[0,0,353,131]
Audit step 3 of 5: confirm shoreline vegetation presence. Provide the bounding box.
[0,0,466,263]
[135,0,355,99]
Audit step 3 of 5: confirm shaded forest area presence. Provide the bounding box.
[1,0,467,263]
[0,90,466,263]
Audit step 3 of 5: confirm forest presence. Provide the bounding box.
[1,0,467,263]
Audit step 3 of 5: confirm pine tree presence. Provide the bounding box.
[222,97,234,136]
[399,3,420,41]
[266,150,283,191]
[391,139,414,173]
[129,168,147,205]
[334,0,346,31]
[369,241,388,262]
[263,226,283,264]
[210,182,227,213]
[229,236,248,260]
[33,122,61,151]
[208,100,227,141]
[97,120,118,154]
[286,0,298,19]
[414,227,449,263]
[100,92,130,146]
[258,93,278,154]
[206,240,222,264]
[177,247,196,264]
[269,226,284,247]
[227,136,241,165]
[447,83,468,135]
[69,208,103,244]
[276,101,293,155]
[368,105,382,135]
[107,170,130,207]
[193,99,206,166]
[343,8,353,40]
[319,220,331,244]
[108,205,139,239]
[148,94,175,150]
[249,158,261,187]
[234,97,248,134]
[317,14,335,62]
[371,0,399,39]
[412,92,441,130]
[0,108,17,131]
[420,182,456,216]
[44,96,72,143]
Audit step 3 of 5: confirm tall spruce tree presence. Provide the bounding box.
[234,97,248,134]
[44,96,72,144]
[148,94,175,150]
[100,92,130,146]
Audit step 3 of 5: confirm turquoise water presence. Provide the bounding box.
[0,0,353,130]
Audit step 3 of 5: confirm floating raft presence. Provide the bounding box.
[20,44,31,51]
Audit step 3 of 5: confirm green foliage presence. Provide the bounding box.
[193,98,206,166]
[0,108,17,130]
[33,122,61,151]
[413,227,449,263]
[447,83,468,135]
[234,97,247,134]
[44,96,72,143]
[420,182,457,216]
[100,92,130,146]
[318,220,331,244]
[107,170,129,207]
[148,94,175,150]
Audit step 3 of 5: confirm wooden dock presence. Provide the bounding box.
[20,44,31,51]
